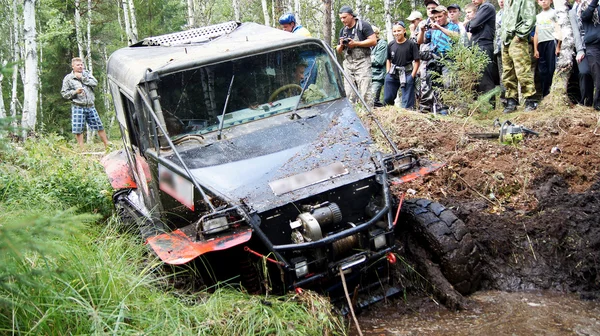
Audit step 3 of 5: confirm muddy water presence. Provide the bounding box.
[351,291,600,335]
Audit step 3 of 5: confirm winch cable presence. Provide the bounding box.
[339,267,363,336]
[322,41,399,154]
[137,85,216,212]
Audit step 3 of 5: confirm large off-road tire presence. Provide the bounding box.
[113,190,165,239]
[401,198,481,295]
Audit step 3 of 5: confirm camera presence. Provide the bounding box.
[341,37,352,46]
[424,23,434,30]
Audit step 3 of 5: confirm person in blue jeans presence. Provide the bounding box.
[384,21,421,108]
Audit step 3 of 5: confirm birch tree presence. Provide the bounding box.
[127,0,138,42]
[22,0,39,133]
[121,0,134,45]
[384,0,393,43]
[74,0,84,60]
[261,0,270,26]
[0,60,6,119]
[233,0,240,21]
[187,0,195,27]
[546,0,574,105]
[87,0,93,73]
[10,0,20,122]
[294,0,301,24]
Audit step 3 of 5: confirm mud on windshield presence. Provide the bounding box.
[158,43,343,140]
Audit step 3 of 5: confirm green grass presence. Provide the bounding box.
[0,131,345,335]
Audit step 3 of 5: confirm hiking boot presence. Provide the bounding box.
[503,98,517,113]
[524,99,538,111]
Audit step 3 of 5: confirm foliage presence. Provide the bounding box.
[435,39,495,115]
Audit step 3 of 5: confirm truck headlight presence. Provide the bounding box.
[202,216,229,234]
[292,257,309,278]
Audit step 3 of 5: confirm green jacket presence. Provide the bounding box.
[500,0,536,45]
[371,38,387,81]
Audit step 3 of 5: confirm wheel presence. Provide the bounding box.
[113,189,165,239]
[400,198,481,295]
[269,84,303,102]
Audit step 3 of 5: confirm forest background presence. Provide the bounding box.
[0,0,504,137]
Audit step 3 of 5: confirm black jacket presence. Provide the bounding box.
[581,0,600,45]
[466,2,496,47]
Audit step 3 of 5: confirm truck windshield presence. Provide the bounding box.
[157,43,343,139]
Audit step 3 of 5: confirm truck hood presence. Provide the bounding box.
[163,100,378,213]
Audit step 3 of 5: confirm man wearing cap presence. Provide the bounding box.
[336,5,377,105]
[415,0,440,112]
[278,13,312,37]
[447,4,467,37]
[384,21,421,109]
[464,0,499,97]
[407,10,423,42]
[499,0,537,112]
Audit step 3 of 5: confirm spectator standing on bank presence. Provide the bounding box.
[384,21,421,109]
[464,4,478,41]
[533,0,561,98]
[499,0,537,113]
[61,57,110,150]
[448,4,468,41]
[278,13,312,37]
[371,26,388,107]
[570,0,594,106]
[416,0,441,112]
[336,5,377,106]
[465,0,499,96]
[579,0,600,110]
[417,5,461,114]
[407,10,424,42]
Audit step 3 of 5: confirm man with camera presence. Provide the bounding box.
[416,5,460,113]
[336,5,377,106]
[384,21,421,109]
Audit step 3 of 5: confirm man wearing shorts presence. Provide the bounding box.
[61,57,109,149]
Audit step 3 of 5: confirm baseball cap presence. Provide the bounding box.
[447,4,461,11]
[339,5,356,16]
[393,21,406,28]
[431,5,448,13]
[424,0,440,6]
[406,11,423,21]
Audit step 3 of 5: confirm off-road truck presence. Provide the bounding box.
[102,21,480,306]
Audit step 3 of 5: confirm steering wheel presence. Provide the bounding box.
[269,84,303,102]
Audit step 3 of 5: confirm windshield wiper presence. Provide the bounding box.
[290,60,317,116]
[217,73,235,140]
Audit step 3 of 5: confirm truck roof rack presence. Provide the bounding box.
[135,21,241,47]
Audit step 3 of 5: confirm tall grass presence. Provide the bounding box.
[0,131,345,335]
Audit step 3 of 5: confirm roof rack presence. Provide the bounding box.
[137,21,241,46]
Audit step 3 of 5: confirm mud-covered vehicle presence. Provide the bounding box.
[102,21,480,306]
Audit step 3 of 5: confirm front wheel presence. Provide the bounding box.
[399,198,481,295]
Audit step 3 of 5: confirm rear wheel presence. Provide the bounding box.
[400,198,481,295]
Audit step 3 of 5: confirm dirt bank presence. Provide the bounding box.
[369,106,600,296]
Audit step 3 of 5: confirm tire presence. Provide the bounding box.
[400,198,481,295]
[113,189,165,239]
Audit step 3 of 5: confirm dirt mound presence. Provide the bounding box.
[369,106,600,296]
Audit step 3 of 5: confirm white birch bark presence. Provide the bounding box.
[187,0,195,27]
[321,0,332,45]
[330,1,336,46]
[261,0,270,26]
[232,0,240,21]
[10,0,20,123]
[294,0,301,24]
[127,0,138,43]
[87,0,93,73]
[74,0,84,60]
[116,0,124,42]
[384,0,393,43]
[271,0,275,27]
[121,0,133,45]
[0,60,6,119]
[355,0,362,17]
[22,0,39,133]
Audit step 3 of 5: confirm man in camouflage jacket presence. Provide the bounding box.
[500,0,537,112]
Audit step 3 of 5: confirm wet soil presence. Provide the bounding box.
[354,290,600,335]
[359,106,600,332]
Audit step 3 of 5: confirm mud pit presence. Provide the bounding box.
[361,106,600,325]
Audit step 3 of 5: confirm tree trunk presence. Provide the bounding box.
[384,0,393,43]
[115,0,124,42]
[74,0,84,60]
[187,0,195,27]
[87,0,93,73]
[261,0,270,26]
[330,0,336,46]
[233,0,240,21]
[542,0,574,107]
[294,0,301,24]
[22,0,39,134]
[355,0,362,17]
[0,60,6,119]
[10,0,20,124]
[121,0,133,45]
[127,0,138,42]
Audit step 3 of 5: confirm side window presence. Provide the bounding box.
[122,94,142,150]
